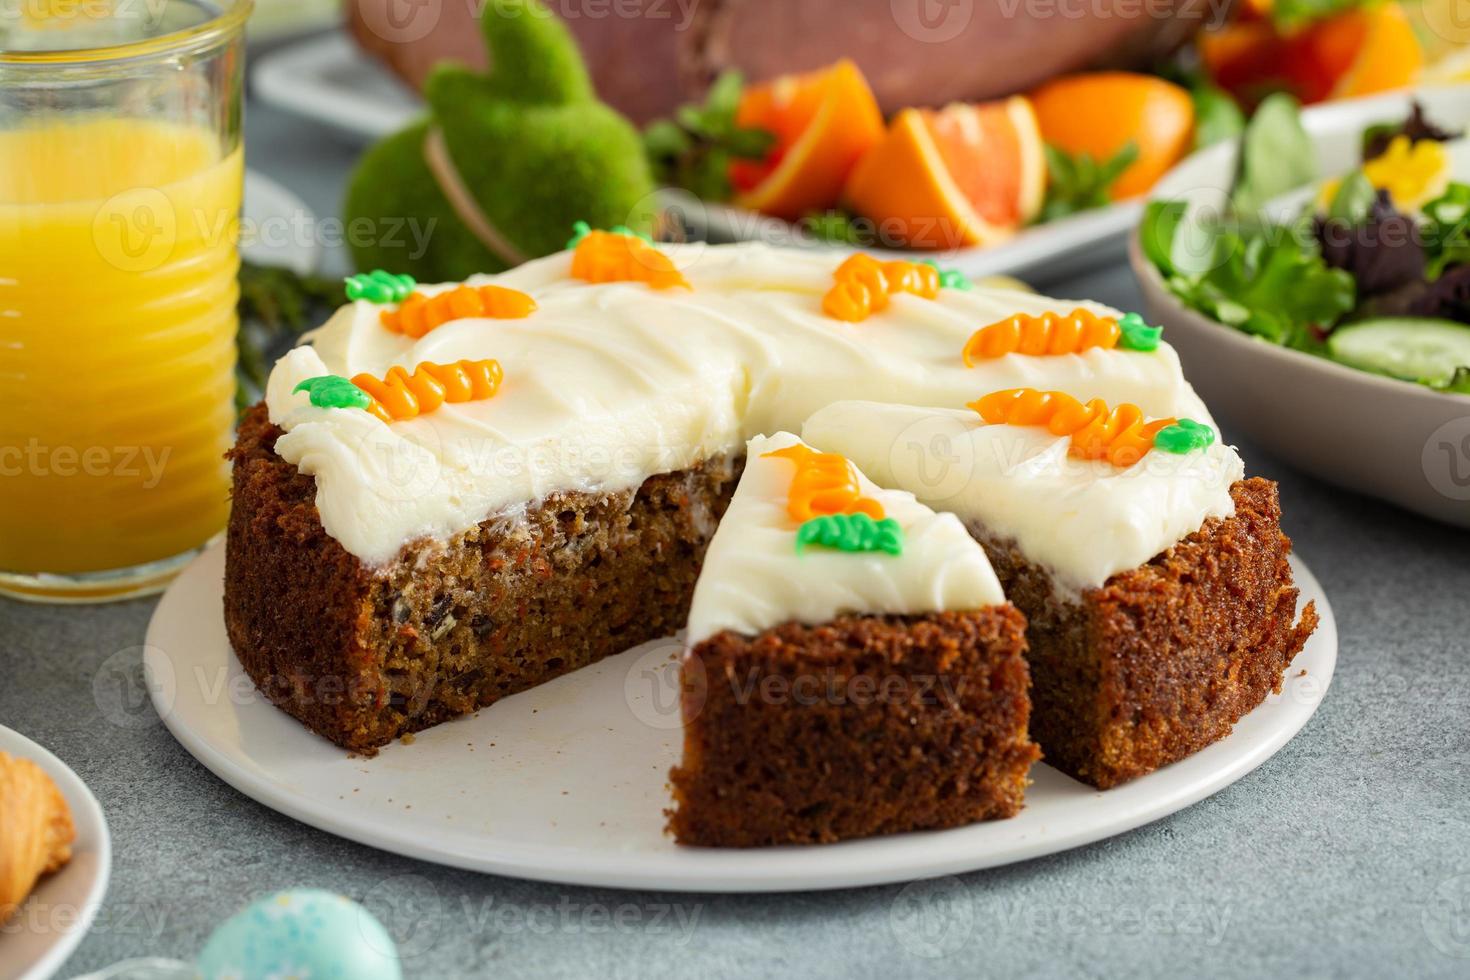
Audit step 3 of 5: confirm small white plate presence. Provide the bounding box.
[253,34,420,142]
[242,170,321,276]
[144,542,1335,892]
[251,32,1139,282]
[0,728,111,980]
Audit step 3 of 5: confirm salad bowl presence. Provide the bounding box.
[1129,86,1470,528]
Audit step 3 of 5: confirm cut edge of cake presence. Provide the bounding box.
[801,401,1319,789]
[666,432,1040,846]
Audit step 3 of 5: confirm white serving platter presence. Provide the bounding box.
[145,542,1335,893]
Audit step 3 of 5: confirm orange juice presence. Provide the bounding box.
[0,118,241,575]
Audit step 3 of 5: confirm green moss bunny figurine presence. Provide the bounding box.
[344,0,656,280]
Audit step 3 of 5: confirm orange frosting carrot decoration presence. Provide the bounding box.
[968,388,1176,468]
[352,359,504,423]
[762,443,885,522]
[962,309,1121,365]
[380,284,537,339]
[822,254,941,322]
[569,230,690,290]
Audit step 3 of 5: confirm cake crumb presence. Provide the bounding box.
[401,733,416,745]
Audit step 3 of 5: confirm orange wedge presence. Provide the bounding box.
[1200,4,1422,105]
[1307,3,1424,101]
[729,59,884,221]
[1029,72,1195,200]
[842,97,1046,251]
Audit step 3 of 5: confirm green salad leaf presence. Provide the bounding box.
[1433,366,1470,394]
[1191,84,1247,151]
[1231,93,1317,216]
[1422,182,1470,279]
[1326,171,1377,224]
[1035,142,1138,223]
[1143,201,1356,351]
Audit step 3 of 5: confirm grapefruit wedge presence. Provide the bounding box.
[1199,4,1422,105]
[843,97,1046,251]
[730,59,884,221]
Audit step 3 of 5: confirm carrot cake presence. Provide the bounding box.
[668,433,1036,846]
[802,397,1318,787]
[225,234,1314,801]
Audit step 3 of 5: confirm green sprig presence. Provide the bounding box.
[1035,141,1138,224]
[795,513,904,556]
[293,375,372,411]
[642,70,776,202]
[1117,312,1163,351]
[1153,418,1215,455]
[345,269,416,304]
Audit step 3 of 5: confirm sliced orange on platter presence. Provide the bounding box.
[729,59,884,221]
[1028,72,1195,201]
[842,96,1046,251]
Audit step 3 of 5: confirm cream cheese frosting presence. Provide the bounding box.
[800,401,1244,596]
[264,241,1212,566]
[684,432,1005,645]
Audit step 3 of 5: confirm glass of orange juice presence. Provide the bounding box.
[0,1,250,601]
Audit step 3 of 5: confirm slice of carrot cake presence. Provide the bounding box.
[801,395,1318,788]
[667,432,1037,847]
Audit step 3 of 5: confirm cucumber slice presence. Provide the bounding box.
[1327,317,1470,386]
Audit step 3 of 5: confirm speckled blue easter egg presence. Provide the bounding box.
[197,888,402,980]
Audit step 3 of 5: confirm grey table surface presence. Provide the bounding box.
[4,91,1470,980]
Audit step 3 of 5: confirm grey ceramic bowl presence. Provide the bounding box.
[1128,87,1470,529]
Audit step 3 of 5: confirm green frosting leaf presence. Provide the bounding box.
[1153,418,1215,455]
[795,513,904,557]
[920,259,973,291]
[565,220,651,250]
[293,375,372,411]
[1117,312,1163,351]
[345,269,416,304]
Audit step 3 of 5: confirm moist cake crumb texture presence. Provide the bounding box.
[668,610,1038,846]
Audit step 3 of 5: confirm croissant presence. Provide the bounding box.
[0,751,75,925]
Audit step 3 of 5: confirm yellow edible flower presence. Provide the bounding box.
[1361,136,1451,211]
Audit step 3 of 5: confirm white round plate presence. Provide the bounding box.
[242,170,320,276]
[0,728,111,980]
[145,543,1335,893]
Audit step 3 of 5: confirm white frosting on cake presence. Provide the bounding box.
[801,401,1244,595]
[684,432,1005,645]
[263,241,1211,565]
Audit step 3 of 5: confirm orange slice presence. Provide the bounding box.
[842,97,1046,251]
[1309,4,1424,101]
[1029,72,1195,200]
[729,59,884,221]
